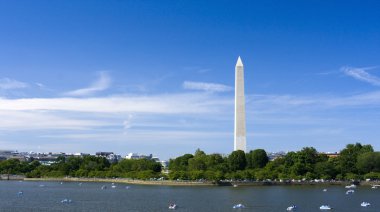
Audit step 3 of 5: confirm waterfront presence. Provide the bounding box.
[0,181,379,211]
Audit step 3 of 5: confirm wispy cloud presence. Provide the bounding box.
[64,72,111,96]
[0,93,232,114]
[183,81,232,92]
[341,66,380,86]
[0,78,28,90]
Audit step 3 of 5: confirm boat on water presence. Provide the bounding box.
[323,189,327,192]
[346,189,355,194]
[345,184,356,189]
[233,203,245,209]
[233,184,238,188]
[111,185,117,188]
[371,185,378,189]
[286,205,297,211]
[319,205,332,210]
[61,199,72,204]
[168,203,177,210]
[361,202,371,207]
[17,191,23,196]
[101,185,107,190]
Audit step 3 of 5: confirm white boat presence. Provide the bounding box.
[346,189,355,194]
[361,202,371,207]
[168,203,177,209]
[286,205,297,211]
[319,205,332,210]
[101,185,107,190]
[17,191,23,196]
[371,186,377,189]
[233,184,238,187]
[323,189,327,192]
[111,185,117,188]
[345,184,356,189]
[233,203,245,209]
[61,198,72,204]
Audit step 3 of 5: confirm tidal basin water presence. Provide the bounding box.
[0,181,379,211]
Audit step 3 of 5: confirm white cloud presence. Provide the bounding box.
[183,81,232,92]
[0,93,232,114]
[0,78,28,90]
[64,72,111,96]
[123,114,134,130]
[0,110,108,130]
[342,66,380,86]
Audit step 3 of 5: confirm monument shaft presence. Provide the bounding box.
[234,57,246,152]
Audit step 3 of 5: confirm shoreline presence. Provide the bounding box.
[20,177,379,187]
[23,177,217,186]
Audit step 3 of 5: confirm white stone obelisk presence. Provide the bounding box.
[234,56,246,152]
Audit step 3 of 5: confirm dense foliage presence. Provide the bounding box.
[1,143,380,181]
[168,143,380,181]
[0,155,162,180]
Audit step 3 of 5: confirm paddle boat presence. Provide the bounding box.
[345,184,356,189]
[61,198,72,204]
[168,203,177,209]
[319,205,332,210]
[286,205,297,211]
[233,203,245,209]
[346,189,354,194]
[361,202,371,207]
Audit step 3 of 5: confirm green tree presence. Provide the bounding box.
[246,149,269,169]
[357,152,380,174]
[169,154,193,171]
[338,143,374,175]
[228,150,246,171]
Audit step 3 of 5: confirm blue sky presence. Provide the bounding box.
[0,0,380,159]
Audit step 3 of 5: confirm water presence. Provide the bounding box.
[0,181,379,211]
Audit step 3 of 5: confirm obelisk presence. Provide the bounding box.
[234,56,246,152]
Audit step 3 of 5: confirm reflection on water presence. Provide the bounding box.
[0,181,379,211]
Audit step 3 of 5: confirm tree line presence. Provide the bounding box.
[168,143,380,181]
[0,155,162,180]
[0,143,379,181]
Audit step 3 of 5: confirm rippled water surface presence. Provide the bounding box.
[0,181,379,211]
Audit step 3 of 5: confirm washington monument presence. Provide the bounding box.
[234,56,246,152]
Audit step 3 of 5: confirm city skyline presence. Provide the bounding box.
[1,1,380,159]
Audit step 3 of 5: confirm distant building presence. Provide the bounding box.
[95,152,121,163]
[96,152,114,157]
[322,152,339,158]
[267,151,286,161]
[125,153,153,160]
[160,160,169,169]
[72,152,90,157]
